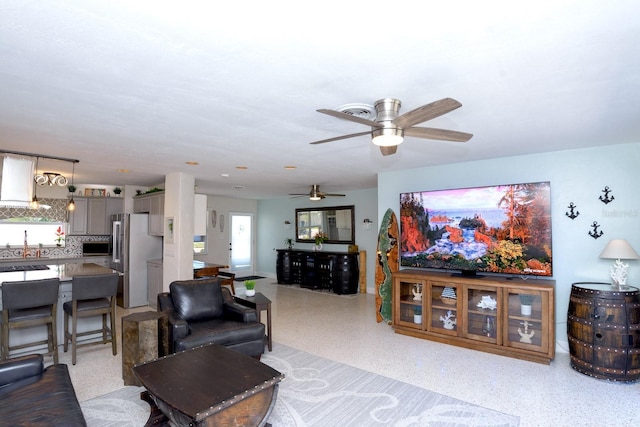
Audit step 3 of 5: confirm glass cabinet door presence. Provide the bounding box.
[463,284,500,344]
[428,281,459,336]
[504,288,549,352]
[395,279,425,329]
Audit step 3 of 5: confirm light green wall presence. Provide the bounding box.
[257,188,378,290]
[378,142,640,352]
[195,195,258,268]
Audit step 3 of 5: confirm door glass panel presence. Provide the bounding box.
[430,282,458,333]
[230,213,253,273]
[466,286,498,341]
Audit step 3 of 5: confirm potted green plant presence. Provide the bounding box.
[67,184,76,193]
[245,280,256,297]
[113,187,122,195]
[283,238,294,250]
[519,294,535,316]
[413,306,422,324]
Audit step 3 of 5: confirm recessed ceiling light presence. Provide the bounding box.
[117,169,129,173]
[235,166,248,170]
[232,185,245,190]
[284,165,297,170]
[186,161,199,166]
[221,173,230,178]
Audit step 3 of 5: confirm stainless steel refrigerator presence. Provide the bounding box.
[111,213,163,308]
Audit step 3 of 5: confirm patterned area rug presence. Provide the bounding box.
[82,344,519,426]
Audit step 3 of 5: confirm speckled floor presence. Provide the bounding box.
[60,277,637,427]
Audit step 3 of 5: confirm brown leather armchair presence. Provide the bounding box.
[157,278,265,358]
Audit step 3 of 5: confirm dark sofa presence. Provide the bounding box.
[0,354,86,426]
[158,278,265,358]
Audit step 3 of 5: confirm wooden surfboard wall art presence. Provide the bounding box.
[375,208,399,324]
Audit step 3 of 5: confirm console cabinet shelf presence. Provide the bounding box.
[393,270,555,364]
[276,249,359,294]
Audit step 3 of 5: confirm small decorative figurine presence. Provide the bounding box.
[476,295,497,310]
[518,320,535,344]
[439,310,457,330]
[610,259,629,288]
[412,283,422,301]
[482,315,496,337]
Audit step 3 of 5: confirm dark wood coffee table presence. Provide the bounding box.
[133,344,283,427]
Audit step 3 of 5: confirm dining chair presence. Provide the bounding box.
[1,277,60,364]
[195,267,235,294]
[63,273,118,365]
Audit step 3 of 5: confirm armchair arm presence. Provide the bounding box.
[224,302,258,323]
[157,292,189,353]
[161,310,188,348]
[0,354,43,387]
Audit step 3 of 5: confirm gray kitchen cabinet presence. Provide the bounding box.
[68,198,88,235]
[133,192,164,236]
[147,259,163,309]
[69,197,123,235]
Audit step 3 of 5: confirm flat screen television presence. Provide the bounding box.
[399,181,552,277]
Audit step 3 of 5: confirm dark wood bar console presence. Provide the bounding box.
[276,249,359,294]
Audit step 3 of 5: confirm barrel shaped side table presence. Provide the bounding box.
[567,282,640,382]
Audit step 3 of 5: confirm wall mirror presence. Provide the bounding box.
[295,205,355,244]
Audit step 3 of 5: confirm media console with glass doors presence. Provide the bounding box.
[393,270,555,364]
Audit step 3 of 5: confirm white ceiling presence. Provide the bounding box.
[1,1,639,199]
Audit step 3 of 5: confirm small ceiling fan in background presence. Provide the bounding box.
[289,184,345,201]
[310,97,473,156]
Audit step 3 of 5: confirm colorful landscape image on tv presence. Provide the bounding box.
[400,181,552,277]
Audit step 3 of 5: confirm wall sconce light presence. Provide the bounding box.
[599,239,640,289]
[283,220,292,230]
[363,218,373,230]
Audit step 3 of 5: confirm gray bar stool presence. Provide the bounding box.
[1,278,60,364]
[63,273,118,365]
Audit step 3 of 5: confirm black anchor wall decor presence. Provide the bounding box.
[599,186,615,204]
[565,202,580,220]
[588,221,604,239]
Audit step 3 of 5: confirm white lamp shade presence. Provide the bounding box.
[599,239,640,260]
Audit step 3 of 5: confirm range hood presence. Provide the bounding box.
[0,155,34,208]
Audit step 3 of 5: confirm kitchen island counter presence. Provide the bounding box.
[0,263,119,357]
[0,255,109,267]
[0,263,116,285]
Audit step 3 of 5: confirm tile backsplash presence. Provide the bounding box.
[0,235,110,259]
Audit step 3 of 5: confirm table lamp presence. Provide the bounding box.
[599,239,640,289]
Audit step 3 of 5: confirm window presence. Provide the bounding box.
[194,235,206,254]
[1,222,67,248]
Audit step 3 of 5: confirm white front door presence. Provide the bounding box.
[229,212,254,275]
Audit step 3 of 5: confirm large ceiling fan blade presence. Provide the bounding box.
[380,146,398,156]
[393,98,462,129]
[317,109,381,127]
[323,193,345,197]
[310,131,372,145]
[404,127,473,142]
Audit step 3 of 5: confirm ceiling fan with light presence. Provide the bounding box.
[289,185,345,201]
[310,97,473,156]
